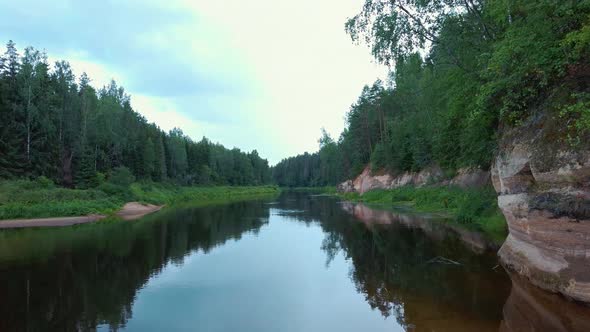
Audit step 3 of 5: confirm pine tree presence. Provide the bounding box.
[0,40,274,185]
[0,40,26,178]
[75,148,96,189]
[142,137,155,180]
[154,134,167,181]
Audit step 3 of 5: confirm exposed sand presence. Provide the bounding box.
[116,202,164,221]
[0,202,163,229]
[0,215,106,229]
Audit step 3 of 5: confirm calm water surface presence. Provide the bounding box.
[0,192,589,331]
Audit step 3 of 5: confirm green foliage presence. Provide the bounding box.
[476,1,586,123]
[272,132,345,186]
[272,152,322,187]
[0,179,121,219]
[370,142,389,170]
[97,182,130,199]
[93,172,106,187]
[277,0,590,186]
[345,0,459,65]
[75,149,97,189]
[0,40,273,187]
[559,92,590,146]
[283,186,337,194]
[109,166,136,187]
[35,176,54,189]
[0,178,279,219]
[563,17,590,60]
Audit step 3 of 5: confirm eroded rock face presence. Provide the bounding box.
[449,167,490,189]
[336,165,489,195]
[337,165,446,194]
[353,166,394,193]
[336,180,355,193]
[493,115,590,303]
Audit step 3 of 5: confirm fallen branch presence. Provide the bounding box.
[426,256,462,265]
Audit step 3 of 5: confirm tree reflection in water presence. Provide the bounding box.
[277,193,510,331]
[0,200,271,331]
[0,192,588,331]
[277,193,590,332]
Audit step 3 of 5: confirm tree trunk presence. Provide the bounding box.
[26,84,31,162]
[62,149,74,187]
[364,112,372,152]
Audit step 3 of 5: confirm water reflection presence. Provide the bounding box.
[0,200,271,331]
[0,193,588,331]
[500,272,590,332]
[340,202,500,253]
[313,199,511,331]
[329,199,590,332]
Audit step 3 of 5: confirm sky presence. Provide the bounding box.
[0,0,387,165]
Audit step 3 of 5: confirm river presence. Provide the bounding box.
[0,192,588,331]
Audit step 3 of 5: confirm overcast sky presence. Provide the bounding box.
[0,0,387,164]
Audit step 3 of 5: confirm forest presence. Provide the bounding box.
[0,41,272,188]
[3,1,590,191]
[272,0,590,187]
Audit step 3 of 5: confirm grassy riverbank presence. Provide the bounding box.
[282,186,337,193]
[340,186,507,240]
[0,178,279,220]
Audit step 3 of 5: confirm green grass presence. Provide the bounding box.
[129,183,280,206]
[339,185,507,242]
[0,178,280,220]
[282,186,337,194]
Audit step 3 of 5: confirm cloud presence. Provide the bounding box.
[0,0,387,164]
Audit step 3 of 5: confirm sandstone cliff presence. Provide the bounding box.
[338,165,445,194]
[337,115,590,303]
[337,165,489,194]
[492,112,590,303]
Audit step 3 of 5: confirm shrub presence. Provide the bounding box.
[98,182,130,199]
[109,167,136,187]
[559,92,590,146]
[36,176,54,189]
[90,172,106,188]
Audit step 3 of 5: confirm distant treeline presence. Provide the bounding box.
[0,41,271,187]
[271,129,342,187]
[272,1,590,187]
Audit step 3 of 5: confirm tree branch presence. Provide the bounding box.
[463,0,495,40]
[390,1,440,43]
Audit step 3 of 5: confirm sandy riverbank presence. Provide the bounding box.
[0,202,163,229]
[115,202,164,220]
